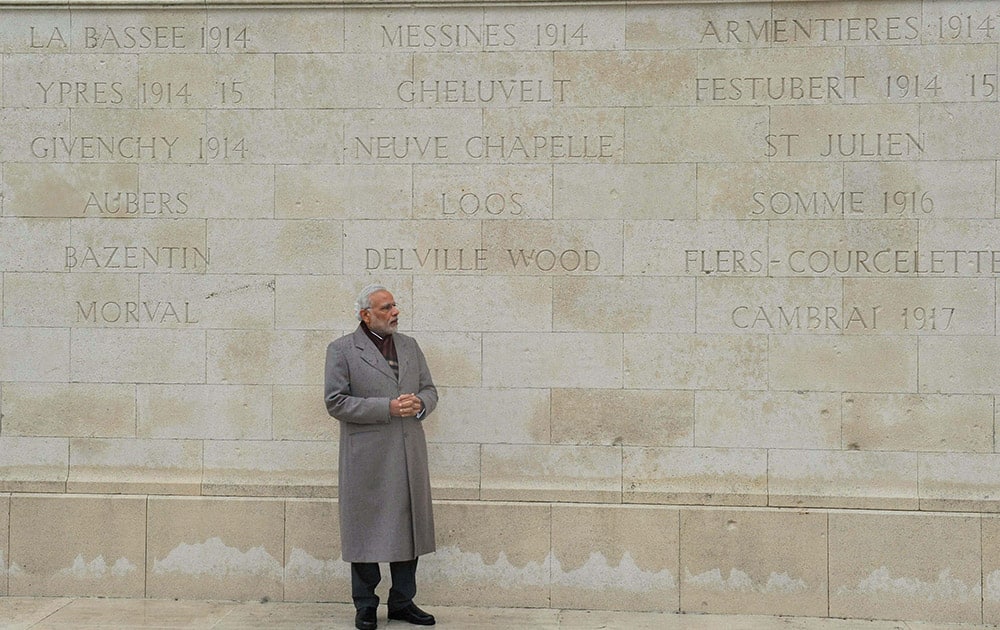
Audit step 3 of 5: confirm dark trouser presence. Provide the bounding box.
[351,558,418,612]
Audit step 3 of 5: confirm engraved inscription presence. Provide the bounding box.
[397,79,571,104]
[84,192,190,216]
[699,16,920,44]
[31,136,179,160]
[441,192,524,217]
[731,305,881,330]
[763,132,925,158]
[76,300,199,324]
[697,75,864,102]
[365,248,488,271]
[749,190,934,217]
[686,249,1000,276]
[64,246,210,270]
[37,81,126,105]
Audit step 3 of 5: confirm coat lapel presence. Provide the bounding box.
[353,327,397,382]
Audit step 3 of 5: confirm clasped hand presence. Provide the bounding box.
[391,393,423,417]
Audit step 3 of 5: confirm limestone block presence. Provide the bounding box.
[3,163,136,218]
[482,332,622,388]
[419,502,551,608]
[139,274,275,330]
[9,495,145,597]
[770,104,922,163]
[483,220,622,276]
[0,327,69,383]
[769,336,917,392]
[0,495,7,596]
[137,384,270,440]
[924,104,1000,160]
[275,164,412,220]
[207,329,328,385]
[844,278,993,335]
[68,108,204,164]
[697,163,844,221]
[696,276,847,334]
[556,50,693,107]
[697,47,848,106]
[983,517,1000,624]
[486,5,626,51]
[624,334,768,391]
[3,272,137,328]
[921,336,1000,394]
[140,164,274,219]
[843,393,993,452]
[206,219,340,275]
[625,3,769,50]
[0,108,68,163]
[768,219,918,278]
[146,496,285,601]
[481,108,623,164]
[550,388,694,447]
[414,164,552,220]
[623,447,767,506]
[1,382,135,438]
[0,218,71,272]
[424,387,549,445]
[273,385,338,441]
[551,505,678,611]
[409,50,556,108]
[64,9,204,54]
[920,219,1000,276]
[624,220,768,276]
[204,109,342,165]
[342,219,483,275]
[679,508,828,617]
[276,53,408,109]
[0,10,70,54]
[0,437,68,492]
[203,440,338,497]
[416,332,482,388]
[71,329,205,384]
[843,161,996,220]
[829,512,982,623]
[554,163,696,220]
[411,276,551,331]
[481,444,621,502]
[427,442,481,500]
[212,8,344,53]
[694,391,840,450]
[626,107,768,163]
[68,437,201,495]
[846,45,995,103]
[768,450,919,510]
[139,53,274,109]
[345,6,485,53]
[344,108,482,164]
[283,499,348,603]
[553,276,695,333]
[919,453,1000,512]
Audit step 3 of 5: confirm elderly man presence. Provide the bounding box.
[324,285,439,630]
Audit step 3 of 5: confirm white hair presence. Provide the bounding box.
[355,284,389,321]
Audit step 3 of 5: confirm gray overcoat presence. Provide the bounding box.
[324,326,438,563]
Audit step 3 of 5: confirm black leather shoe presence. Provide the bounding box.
[355,606,377,630]
[387,603,435,625]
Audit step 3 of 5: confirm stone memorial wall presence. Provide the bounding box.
[1,0,1000,623]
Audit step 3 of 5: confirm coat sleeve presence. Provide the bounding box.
[413,341,438,420]
[324,340,391,425]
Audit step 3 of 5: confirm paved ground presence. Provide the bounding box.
[1,598,998,630]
